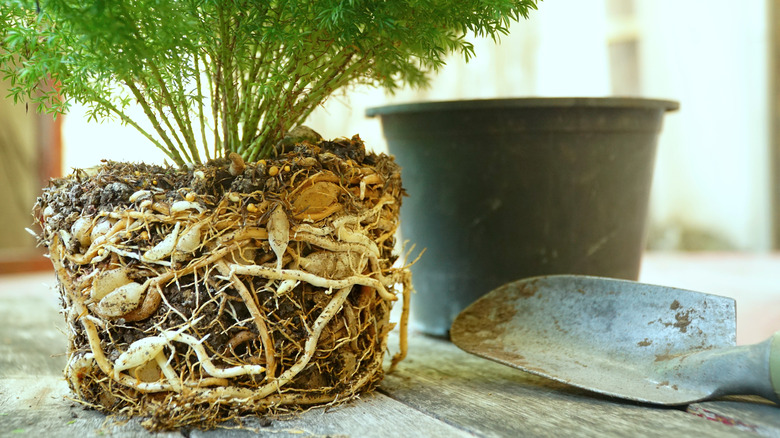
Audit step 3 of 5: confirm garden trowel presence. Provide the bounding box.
[450,275,780,405]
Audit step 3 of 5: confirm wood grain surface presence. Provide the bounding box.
[1,271,777,437]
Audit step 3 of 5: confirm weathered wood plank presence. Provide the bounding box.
[0,376,182,438]
[2,272,777,437]
[0,273,66,379]
[0,273,471,437]
[0,375,472,438]
[380,334,757,437]
[688,401,780,438]
[187,393,474,438]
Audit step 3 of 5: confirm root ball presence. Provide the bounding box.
[36,135,410,431]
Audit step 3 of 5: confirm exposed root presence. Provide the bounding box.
[36,136,411,430]
[215,260,277,377]
[390,276,412,372]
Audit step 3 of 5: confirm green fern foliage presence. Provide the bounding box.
[1,0,538,165]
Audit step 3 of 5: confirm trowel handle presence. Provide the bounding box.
[771,331,780,401]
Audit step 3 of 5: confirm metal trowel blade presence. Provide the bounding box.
[450,275,738,405]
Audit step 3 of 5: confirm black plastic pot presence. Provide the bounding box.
[367,98,679,337]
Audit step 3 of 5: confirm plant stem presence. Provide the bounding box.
[193,51,211,162]
[123,82,187,165]
[147,63,201,163]
[217,6,239,155]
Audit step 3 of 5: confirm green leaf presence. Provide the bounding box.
[0,0,540,164]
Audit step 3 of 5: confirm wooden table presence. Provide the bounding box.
[2,253,779,437]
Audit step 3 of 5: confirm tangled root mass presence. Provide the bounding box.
[35,135,410,430]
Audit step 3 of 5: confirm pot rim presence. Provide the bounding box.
[366,97,680,117]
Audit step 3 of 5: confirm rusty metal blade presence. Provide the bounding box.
[451,275,739,405]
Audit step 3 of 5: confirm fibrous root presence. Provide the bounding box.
[37,136,411,430]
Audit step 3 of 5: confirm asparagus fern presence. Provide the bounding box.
[1,0,538,165]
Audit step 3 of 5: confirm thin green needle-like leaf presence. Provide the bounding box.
[0,0,540,165]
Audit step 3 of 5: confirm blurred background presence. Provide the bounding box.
[1,0,778,269]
